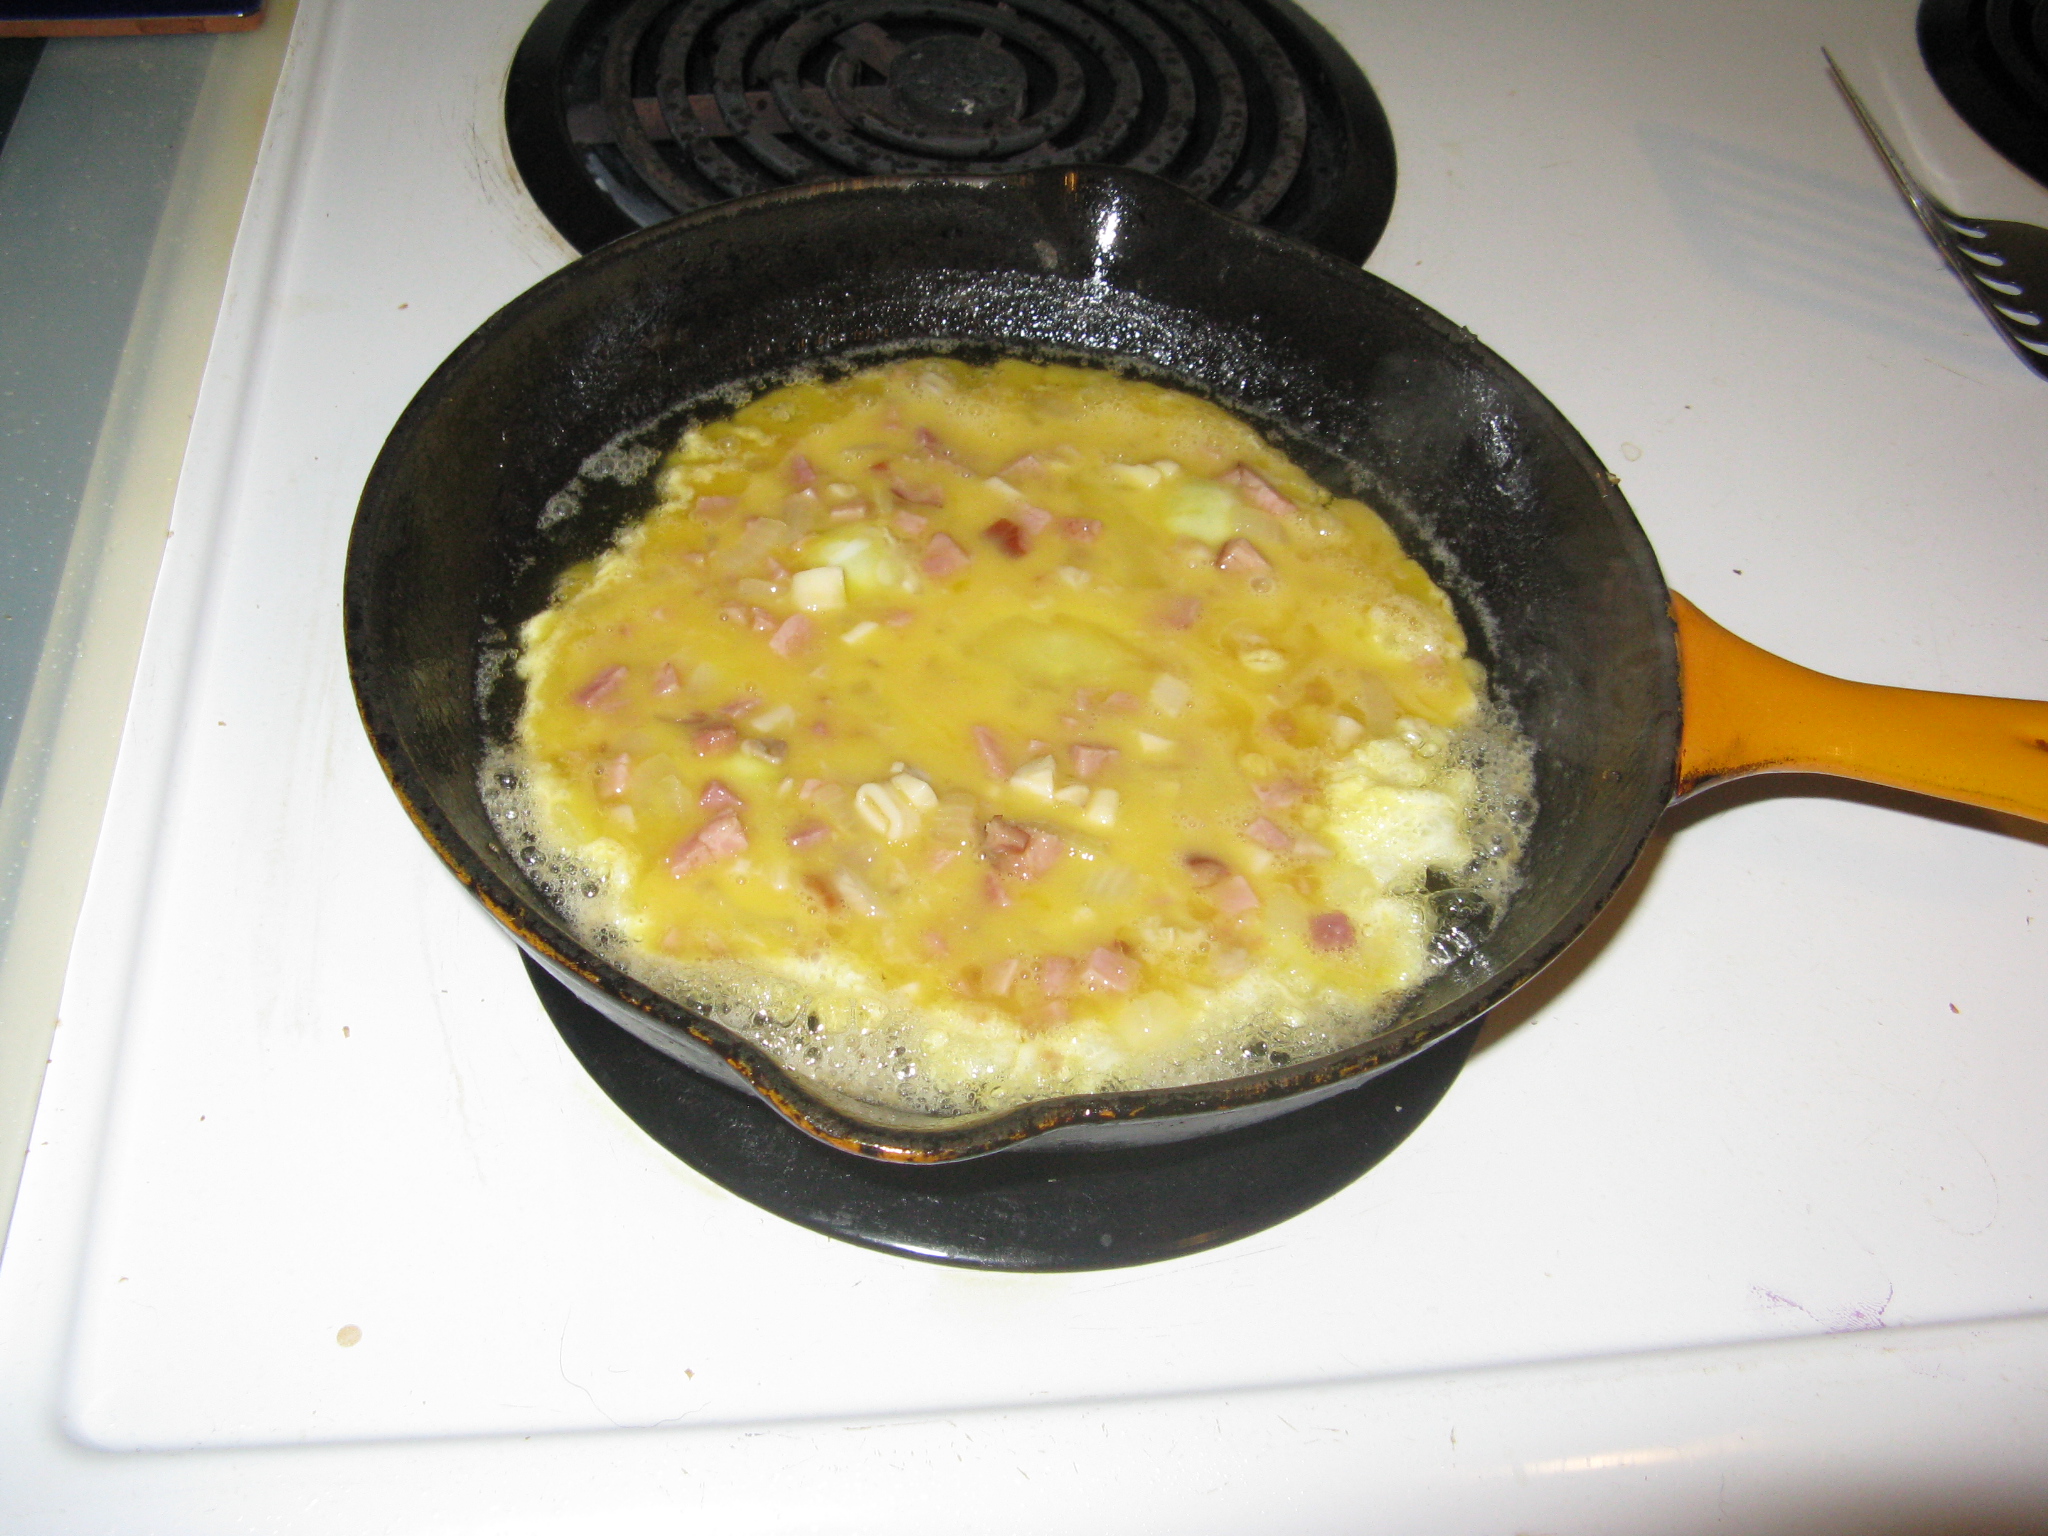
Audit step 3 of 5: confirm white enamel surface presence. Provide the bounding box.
[4,0,2047,1526]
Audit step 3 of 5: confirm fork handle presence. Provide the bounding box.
[1673,593,2048,823]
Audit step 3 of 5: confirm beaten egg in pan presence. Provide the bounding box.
[491,358,1532,1116]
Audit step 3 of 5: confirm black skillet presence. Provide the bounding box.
[345,166,1682,1163]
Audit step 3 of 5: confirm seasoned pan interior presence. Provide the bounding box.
[345,168,1679,1158]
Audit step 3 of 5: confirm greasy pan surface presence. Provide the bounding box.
[345,167,1680,1161]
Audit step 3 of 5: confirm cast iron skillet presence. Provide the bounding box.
[345,167,2048,1162]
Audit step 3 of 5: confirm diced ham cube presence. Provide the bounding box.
[1185,854,1231,887]
[787,820,831,848]
[1217,537,1273,574]
[1245,816,1294,852]
[998,452,1046,479]
[749,607,777,633]
[1158,595,1202,630]
[575,665,628,709]
[1103,691,1139,712]
[921,532,970,576]
[884,608,916,627]
[1254,777,1306,809]
[1015,829,1063,881]
[982,956,1021,996]
[1308,911,1356,951]
[1082,946,1137,993]
[1013,502,1054,535]
[891,509,929,536]
[984,874,1012,909]
[786,453,815,488]
[1212,875,1260,915]
[1060,517,1102,541]
[1069,743,1119,779]
[667,811,747,875]
[914,426,955,461]
[768,613,815,656]
[972,725,1010,779]
[983,817,1032,856]
[983,518,1030,557]
[891,476,946,507]
[1220,464,1299,519]
[692,724,738,756]
[1039,955,1075,997]
[598,752,632,798]
[698,779,742,812]
[652,661,680,695]
[694,495,737,517]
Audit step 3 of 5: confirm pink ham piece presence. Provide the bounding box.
[1245,816,1294,853]
[983,817,1032,856]
[667,812,747,875]
[1220,464,1298,519]
[1039,955,1076,997]
[1012,502,1054,535]
[786,820,831,848]
[1103,691,1139,712]
[1217,537,1273,575]
[692,724,738,756]
[921,532,970,577]
[749,607,777,633]
[884,608,916,627]
[652,661,680,695]
[998,452,1047,479]
[1157,594,1202,630]
[1070,743,1119,779]
[597,752,632,798]
[983,518,1029,557]
[983,874,1012,909]
[1082,946,1137,993]
[1014,829,1063,881]
[1184,854,1231,887]
[1254,777,1306,809]
[698,779,742,812]
[1308,911,1356,951]
[914,426,956,461]
[1060,517,1102,541]
[768,612,814,656]
[1212,875,1260,915]
[972,724,1010,779]
[891,510,929,536]
[694,495,738,517]
[575,665,628,709]
[786,453,815,489]
[890,476,946,507]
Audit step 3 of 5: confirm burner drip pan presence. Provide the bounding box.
[508,0,1396,259]
[528,958,1477,1271]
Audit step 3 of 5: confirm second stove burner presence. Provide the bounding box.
[509,0,1396,259]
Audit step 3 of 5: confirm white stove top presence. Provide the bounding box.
[5,0,2047,1527]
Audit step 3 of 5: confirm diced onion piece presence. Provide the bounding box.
[1053,784,1089,806]
[792,566,846,611]
[1137,731,1174,755]
[1109,462,1163,489]
[1149,674,1193,716]
[1238,648,1286,673]
[1082,788,1119,828]
[854,781,915,841]
[890,773,939,811]
[1009,756,1058,799]
[841,620,879,645]
[1328,713,1365,749]
[749,703,796,732]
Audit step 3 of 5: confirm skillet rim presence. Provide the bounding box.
[344,166,1680,1162]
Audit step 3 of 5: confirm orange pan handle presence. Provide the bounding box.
[1673,593,2048,824]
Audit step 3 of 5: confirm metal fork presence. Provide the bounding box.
[1824,49,2048,381]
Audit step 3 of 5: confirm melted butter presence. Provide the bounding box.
[506,358,1524,1115]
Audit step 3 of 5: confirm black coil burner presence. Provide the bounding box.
[1920,0,2048,188]
[507,0,1397,259]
